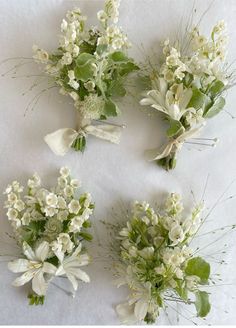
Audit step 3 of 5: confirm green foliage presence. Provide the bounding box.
[185,257,210,283]
[78,231,93,241]
[188,87,211,110]
[28,293,45,306]
[208,80,225,98]
[71,135,87,152]
[195,291,211,317]
[203,96,226,118]
[103,99,119,117]
[167,119,184,137]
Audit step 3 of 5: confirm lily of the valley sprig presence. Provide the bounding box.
[115,194,211,324]
[140,20,233,170]
[33,0,139,156]
[4,167,94,305]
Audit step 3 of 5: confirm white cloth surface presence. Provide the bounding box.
[0,0,236,325]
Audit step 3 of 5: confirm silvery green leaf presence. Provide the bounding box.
[185,257,210,283]
[203,96,226,118]
[167,119,184,138]
[195,291,211,317]
[103,99,119,117]
[208,80,225,98]
[187,88,211,110]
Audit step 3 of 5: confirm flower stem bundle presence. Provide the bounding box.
[115,193,211,324]
[140,20,232,170]
[4,167,94,304]
[33,0,139,155]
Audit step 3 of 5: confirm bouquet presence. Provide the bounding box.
[115,193,211,324]
[4,167,94,305]
[140,20,233,170]
[33,0,138,155]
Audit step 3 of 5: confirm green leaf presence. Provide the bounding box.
[74,63,95,82]
[185,257,210,283]
[82,220,92,228]
[187,88,211,110]
[175,280,188,301]
[208,80,225,98]
[195,291,211,317]
[203,96,226,118]
[107,79,126,97]
[119,61,139,76]
[96,44,108,56]
[103,99,119,117]
[78,231,93,241]
[109,51,130,62]
[167,119,184,137]
[76,53,94,66]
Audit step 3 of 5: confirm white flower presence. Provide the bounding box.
[68,199,81,214]
[64,185,74,198]
[61,52,73,65]
[7,192,17,204]
[139,247,154,260]
[8,242,57,296]
[60,167,70,177]
[61,19,68,32]
[28,173,41,189]
[57,196,67,209]
[44,206,58,217]
[97,10,107,24]
[52,233,74,259]
[46,193,58,207]
[57,176,67,188]
[14,200,25,212]
[21,212,31,226]
[7,208,18,220]
[69,91,79,101]
[33,45,49,63]
[70,179,80,189]
[168,224,185,245]
[69,216,83,233]
[56,244,90,291]
[68,70,75,80]
[68,79,80,90]
[213,20,226,34]
[57,210,69,221]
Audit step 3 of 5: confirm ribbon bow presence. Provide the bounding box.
[146,125,204,161]
[44,116,124,156]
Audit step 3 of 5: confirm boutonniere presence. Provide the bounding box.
[140,20,233,170]
[3,167,94,305]
[33,0,139,155]
[106,191,236,325]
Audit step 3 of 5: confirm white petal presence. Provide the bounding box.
[43,262,57,275]
[179,88,193,110]
[12,269,35,287]
[44,128,78,156]
[134,299,148,321]
[8,259,30,273]
[64,254,90,268]
[23,242,36,261]
[35,241,50,262]
[67,272,79,291]
[67,267,90,283]
[32,270,48,296]
[116,303,137,324]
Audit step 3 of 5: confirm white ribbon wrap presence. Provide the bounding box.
[44,121,124,156]
[146,125,203,161]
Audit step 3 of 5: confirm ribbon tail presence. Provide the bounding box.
[145,142,174,161]
[44,128,78,156]
[84,124,123,144]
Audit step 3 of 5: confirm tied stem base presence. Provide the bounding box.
[157,152,177,171]
[71,135,87,153]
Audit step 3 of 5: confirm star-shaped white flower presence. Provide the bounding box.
[8,241,57,296]
[55,243,90,291]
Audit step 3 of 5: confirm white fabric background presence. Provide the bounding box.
[0,0,236,325]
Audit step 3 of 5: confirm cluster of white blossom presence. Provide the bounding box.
[140,20,230,170]
[4,167,94,303]
[116,194,210,324]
